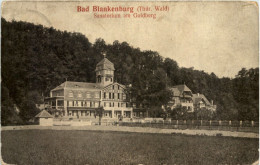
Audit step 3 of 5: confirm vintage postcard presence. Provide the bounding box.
[1,1,259,164]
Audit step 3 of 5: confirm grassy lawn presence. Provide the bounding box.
[1,130,258,165]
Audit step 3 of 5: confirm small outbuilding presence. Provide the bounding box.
[35,110,53,126]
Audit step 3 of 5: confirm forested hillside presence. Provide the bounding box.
[1,18,258,125]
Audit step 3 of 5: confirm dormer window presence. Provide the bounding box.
[78,93,82,98]
[95,92,100,98]
[69,91,73,97]
[86,92,91,98]
[122,93,126,100]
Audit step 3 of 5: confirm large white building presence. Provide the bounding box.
[45,57,133,119]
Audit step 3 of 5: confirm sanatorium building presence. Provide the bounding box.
[45,57,216,119]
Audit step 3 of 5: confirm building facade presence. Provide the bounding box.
[45,58,133,119]
[192,93,217,111]
[168,85,194,112]
[166,84,216,112]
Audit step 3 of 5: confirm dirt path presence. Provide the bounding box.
[2,125,258,138]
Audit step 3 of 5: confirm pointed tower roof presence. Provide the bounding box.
[35,110,53,118]
[96,58,115,71]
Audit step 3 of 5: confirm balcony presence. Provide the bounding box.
[182,94,192,98]
[51,106,64,110]
[181,102,193,107]
[104,107,133,111]
[67,107,97,111]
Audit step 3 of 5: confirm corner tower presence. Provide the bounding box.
[95,57,115,86]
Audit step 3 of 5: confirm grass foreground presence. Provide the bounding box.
[1,130,259,165]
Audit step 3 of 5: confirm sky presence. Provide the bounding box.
[1,1,259,78]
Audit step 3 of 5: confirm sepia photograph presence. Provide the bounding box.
[1,1,259,164]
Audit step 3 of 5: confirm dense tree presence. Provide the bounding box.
[233,68,259,120]
[95,106,105,125]
[1,18,259,124]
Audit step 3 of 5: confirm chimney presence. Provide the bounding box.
[211,100,214,105]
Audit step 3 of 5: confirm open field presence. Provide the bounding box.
[1,130,259,165]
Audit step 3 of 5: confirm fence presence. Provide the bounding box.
[118,120,259,133]
[53,118,117,126]
[52,118,259,133]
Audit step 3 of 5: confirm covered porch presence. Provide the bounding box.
[103,110,132,119]
[133,108,148,118]
[67,107,97,118]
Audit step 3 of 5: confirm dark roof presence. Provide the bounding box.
[64,81,103,89]
[51,81,127,92]
[52,81,104,91]
[103,82,125,89]
[170,85,192,96]
[173,85,192,92]
[52,82,66,91]
[192,94,211,105]
[171,88,181,96]
[95,58,115,71]
[35,110,53,118]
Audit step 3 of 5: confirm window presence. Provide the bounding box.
[86,92,91,98]
[69,91,73,97]
[68,101,73,107]
[106,78,109,81]
[104,92,106,99]
[118,103,120,107]
[78,93,82,98]
[111,78,113,82]
[118,85,120,90]
[87,102,90,107]
[95,92,99,98]
[104,102,106,107]
[112,85,114,89]
[118,93,120,99]
[74,101,78,107]
[133,103,136,108]
[109,93,111,99]
[112,93,114,99]
[123,93,126,100]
